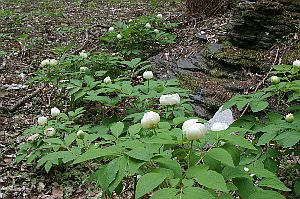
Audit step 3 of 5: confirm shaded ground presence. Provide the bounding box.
[1,0,299,198]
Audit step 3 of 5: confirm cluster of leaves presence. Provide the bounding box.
[100,15,177,59]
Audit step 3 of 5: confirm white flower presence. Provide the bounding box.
[117,34,122,39]
[270,76,280,85]
[44,127,56,137]
[79,50,88,58]
[293,59,300,67]
[145,23,151,28]
[210,122,229,131]
[244,167,250,172]
[136,175,141,180]
[129,19,133,22]
[154,29,159,33]
[40,59,50,66]
[104,76,111,84]
[51,107,60,117]
[108,27,114,32]
[38,116,48,125]
[143,71,153,80]
[182,119,207,140]
[27,133,40,141]
[49,59,58,66]
[77,130,85,139]
[80,66,89,72]
[157,14,163,18]
[159,93,180,106]
[285,113,294,123]
[141,111,160,129]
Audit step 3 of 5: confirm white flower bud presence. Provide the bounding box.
[182,119,207,140]
[44,127,56,137]
[293,59,300,67]
[157,14,163,18]
[41,59,50,66]
[141,111,160,129]
[154,29,159,33]
[79,50,88,58]
[244,167,250,172]
[51,107,60,117]
[129,19,133,22]
[49,59,58,66]
[285,113,294,123]
[104,76,111,84]
[145,23,151,28]
[159,93,180,106]
[210,122,229,131]
[117,34,122,39]
[143,71,153,80]
[38,116,48,125]
[270,76,280,85]
[108,27,115,32]
[80,66,89,72]
[76,130,85,139]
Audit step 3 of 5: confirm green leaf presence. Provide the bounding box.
[64,132,77,147]
[182,187,216,199]
[150,188,178,199]
[194,170,228,192]
[249,101,269,112]
[207,148,235,167]
[294,179,300,197]
[258,177,291,191]
[233,177,257,198]
[73,145,123,164]
[125,148,151,162]
[222,166,250,180]
[173,117,187,126]
[257,132,277,145]
[89,158,119,191]
[135,172,168,199]
[248,189,286,199]
[186,165,209,179]
[128,124,142,136]
[110,122,124,138]
[222,135,257,150]
[153,157,183,178]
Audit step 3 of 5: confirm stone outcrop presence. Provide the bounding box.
[229,0,300,49]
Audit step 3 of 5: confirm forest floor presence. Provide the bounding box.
[0,0,298,198]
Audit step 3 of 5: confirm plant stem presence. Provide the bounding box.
[147,79,150,93]
[188,140,194,169]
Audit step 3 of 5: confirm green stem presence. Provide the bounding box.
[188,140,194,169]
[147,79,150,93]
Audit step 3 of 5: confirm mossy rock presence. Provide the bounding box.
[206,47,267,72]
[281,41,300,64]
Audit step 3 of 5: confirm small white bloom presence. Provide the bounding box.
[250,173,255,177]
[143,71,153,80]
[293,59,300,67]
[136,175,141,180]
[117,34,122,39]
[157,14,163,18]
[182,119,207,140]
[40,59,50,66]
[49,59,58,66]
[18,73,26,80]
[51,107,60,117]
[159,93,180,106]
[79,50,88,58]
[104,76,111,84]
[129,19,133,22]
[141,111,160,129]
[37,116,48,125]
[80,66,89,72]
[108,27,114,32]
[145,23,151,28]
[210,122,229,131]
[285,113,294,123]
[244,167,250,172]
[154,29,159,33]
[27,133,40,141]
[44,127,56,137]
[270,76,280,85]
[77,130,85,139]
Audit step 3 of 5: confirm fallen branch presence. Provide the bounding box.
[0,87,43,112]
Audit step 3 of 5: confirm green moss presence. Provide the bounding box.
[281,41,300,64]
